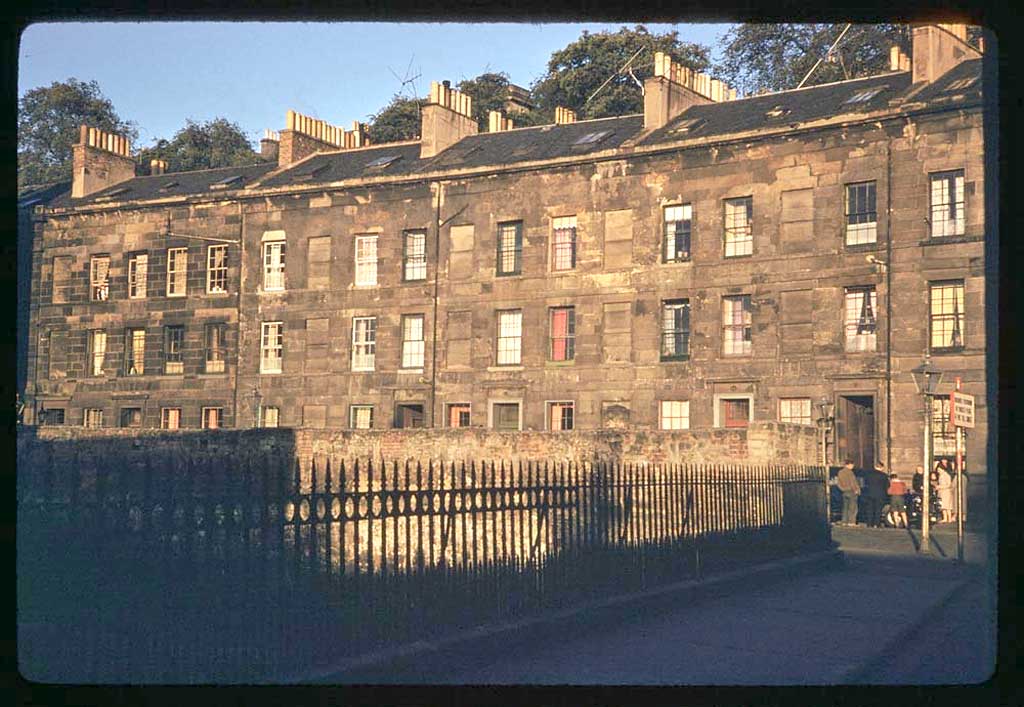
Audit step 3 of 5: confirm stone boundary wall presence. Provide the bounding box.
[18,423,818,490]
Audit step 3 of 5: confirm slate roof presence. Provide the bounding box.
[18,181,70,208]
[50,163,275,208]
[48,59,982,209]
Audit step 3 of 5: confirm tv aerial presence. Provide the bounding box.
[389,55,422,98]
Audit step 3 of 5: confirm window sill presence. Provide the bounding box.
[930,347,965,355]
[352,368,376,373]
[495,272,523,279]
[660,356,691,363]
[546,360,576,366]
[723,254,754,260]
[401,278,428,284]
[260,370,283,375]
[661,258,692,265]
[844,242,881,252]
[203,291,232,298]
[487,365,524,372]
[259,288,287,295]
[165,293,187,299]
[920,235,983,246]
[399,368,425,374]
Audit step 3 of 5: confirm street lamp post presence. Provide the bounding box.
[817,398,835,535]
[911,356,944,555]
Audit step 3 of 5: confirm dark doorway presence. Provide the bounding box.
[837,395,875,469]
[394,403,425,429]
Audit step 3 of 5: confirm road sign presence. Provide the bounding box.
[950,390,975,428]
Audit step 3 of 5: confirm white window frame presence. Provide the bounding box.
[84,408,104,428]
[128,253,148,299]
[713,394,754,429]
[90,255,110,301]
[659,400,690,430]
[446,402,472,428]
[663,204,693,262]
[929,280,966,351]
[488,399,523,431]
[722,295,753,356]
[164,325,185,374]
[262,233,286,292]
[89,329,107,376]
[551,215,577,272]
[350,404,374,429]
[844,287,878,352]
[844,182,877,246]
[724,196,753,258]
[929,169,966,238]
[351,316,377,371]
[126,328,145,376]
[206,245,228,294]
[496,309,523,366]
[201,407,222,430]
[161,407,182,430]
[260,406,279,428]
[403,230,427,281]
[205,323,226,374]
[547,400,575,431]
[401,314,425,369]
[355,235,378,287]
[260,321,283,374]
[166,247,188,297]
[779,398,812,425]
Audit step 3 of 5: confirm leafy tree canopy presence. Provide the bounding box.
[135,118,258,174]
[18,78,138,187]
[530,25,711,120]
[715,24,911,96]
[367,94,426,144]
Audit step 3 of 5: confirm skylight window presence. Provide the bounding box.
[845,86,886,104]
[159,180,179,191]
[294,163,330,181]
[573,130,613,146]
[671,117,707,134]
[209,175,243,190]
[946,77,978,92]
[765,106,790,118]
[94,187,132,202]
[365,154,400,169]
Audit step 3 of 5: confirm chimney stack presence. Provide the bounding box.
[643,52,736,131]
[72,124,136,198]
[260,129,280,162]
[889,45,912,72]
[488,110,515,132]
[149,159,168,176]
[554,107,577,125]
[912,23,980,85]
[420,80,478,159]
[277,111,369,167]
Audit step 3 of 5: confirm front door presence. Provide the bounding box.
[837,395,875,469]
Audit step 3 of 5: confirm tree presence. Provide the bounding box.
[530,25,711,120]
[367,95,426,144]
[715,24,911,96]
[17,78,138,187]
[135,118,258,174]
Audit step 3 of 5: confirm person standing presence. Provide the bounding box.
[863,461,890,528]
[936,460,954,523]
[836,460,861,526]
[887,472,908,528]
[912,466,924,494]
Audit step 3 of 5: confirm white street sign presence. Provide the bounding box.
[951,391,975,428]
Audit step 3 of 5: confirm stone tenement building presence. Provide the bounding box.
[23,24,990,480]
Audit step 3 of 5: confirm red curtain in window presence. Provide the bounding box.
[551,309,568,360]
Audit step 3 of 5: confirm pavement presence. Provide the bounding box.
[325,528,994,685]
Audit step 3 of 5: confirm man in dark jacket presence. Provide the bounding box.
[863,461,891,527]
[836,460,861,526]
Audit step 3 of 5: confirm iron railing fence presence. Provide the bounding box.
[18,454,828,682]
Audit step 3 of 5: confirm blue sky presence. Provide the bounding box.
[18,22,734,149]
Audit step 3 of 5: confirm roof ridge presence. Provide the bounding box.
[728,70,909,104]
[131,162,273,179]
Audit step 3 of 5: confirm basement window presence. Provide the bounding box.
[209,175,242,190]
[365,154,401,169]
[844,86,886,104]
[572,130,613,146]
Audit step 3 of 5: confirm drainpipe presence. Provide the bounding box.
[885,139,894,471]
[429,181,443,427]
[233,202,245,429]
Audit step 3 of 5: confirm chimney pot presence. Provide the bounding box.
[443,80,451,89]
